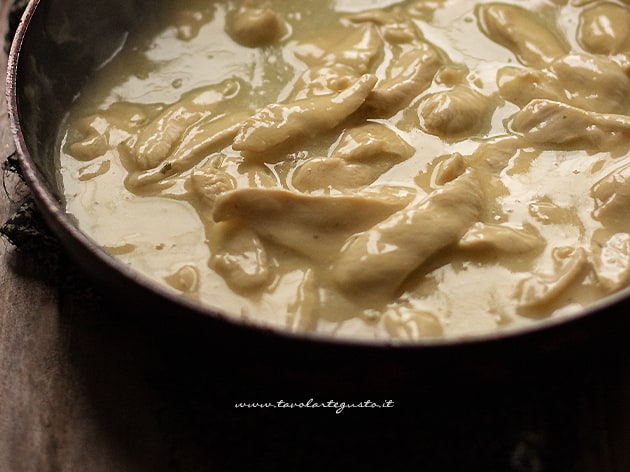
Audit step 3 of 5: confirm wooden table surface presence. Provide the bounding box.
[3,1,630,471]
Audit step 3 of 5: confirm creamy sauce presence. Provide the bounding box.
[58,0,630,340]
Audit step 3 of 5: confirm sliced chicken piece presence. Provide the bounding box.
[212,187,413,260]
[294,23,383,73]
[578,2,630,56]
[331,170,483,299]
[126,112,247,189]
[233,74,378,153]
[209,221,273,291]
[131,81,241,170]
[291,157,385,192]
[477,3,568,67]
[187,160,273,291]
[288,65,360,100]
[591,162,630,222]
[418,84,494,138]
[512,99,630,149]
[499,54,630,114]
[550,54,630,114]
[226,2,285,47]
[382,306,443,339]
[167,112,248,173]
[497,66,567,108]
[591,232,630,292]
[189,156,237,208]
[431,152,466,185]
[293,122,414,191]
[435,64,470,87]
[331,122,415,162]
[363,43,442,117]
[458,222,543,253]
[466,136,522,174]
[515,247,587,310]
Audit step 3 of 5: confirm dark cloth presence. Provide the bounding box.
[3,0,27,53]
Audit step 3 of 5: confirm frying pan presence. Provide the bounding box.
[8,0,630,392]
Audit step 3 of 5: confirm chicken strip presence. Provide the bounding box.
[458,222,543,253]
[363,43,442,117]
[591,232,630,293]
[418,84,494,138]
[233,74,378,153]
[578,2,630,56]
[212,187,413,260]
[477,3,568,66]
[331,170,483,299]
[292,122,415,191]
[188,159,273,291]
[126,112,247,190]
[515,247,587,310]
[131,80,241,170]
[591,162,630,223]
[512,99,630,149]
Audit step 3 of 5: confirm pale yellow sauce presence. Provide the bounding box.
[58,0,630,340]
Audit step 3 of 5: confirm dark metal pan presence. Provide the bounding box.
[8,0,630,392]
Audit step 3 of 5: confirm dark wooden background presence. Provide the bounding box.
[3,1,630,470]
